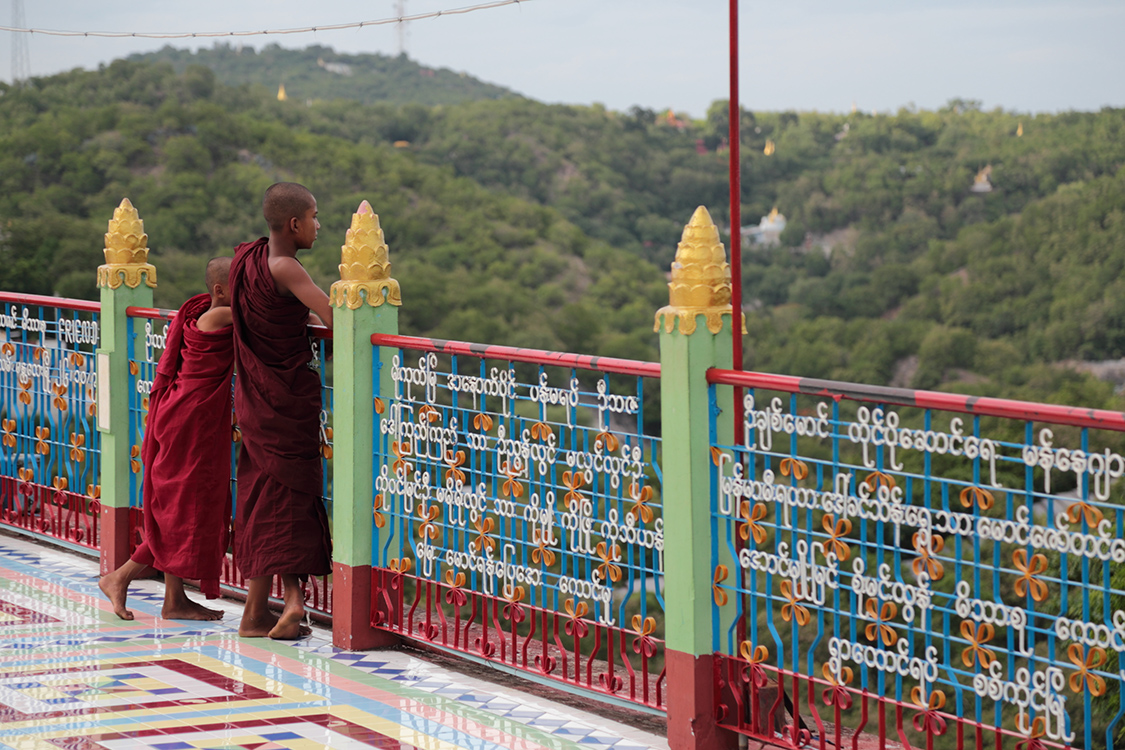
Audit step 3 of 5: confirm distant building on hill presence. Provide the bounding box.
[662,110,687,131]
[277,84,288,102]
[317,58,354,76]
[971,165,993,193]
[743,207,787,246]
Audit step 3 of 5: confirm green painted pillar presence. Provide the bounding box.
[328,200,401,650]
[656,206,741,750]
[96,198,156,576]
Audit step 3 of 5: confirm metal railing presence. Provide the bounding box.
[369,334,666,710]
[0,293,101,552]
[9,287,1125,748]
[708,368,1125,750]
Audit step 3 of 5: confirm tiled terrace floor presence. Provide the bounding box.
[0,532,668,750]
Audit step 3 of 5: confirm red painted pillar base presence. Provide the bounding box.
[666,650,738,750]
[332,562,399,651]
[99,504,132,577]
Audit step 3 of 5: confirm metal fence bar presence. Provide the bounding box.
[708,367,1125,749]
[370,334,662,378]
[708,368,1125,431]
[0,296,102,551]
[369,335,666,711]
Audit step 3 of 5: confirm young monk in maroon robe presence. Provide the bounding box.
[99,257,235,621]
[230,182,333,640]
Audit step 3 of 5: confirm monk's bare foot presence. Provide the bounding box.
[162,599,224,621]
[267,608,308,640]
[238,611,279,638]
[98,573,134,621]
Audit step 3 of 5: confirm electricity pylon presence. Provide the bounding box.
[11,0,30,83]
[395,0,408,57]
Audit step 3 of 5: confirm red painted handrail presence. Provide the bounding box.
[371,333,661,378]
[0,291,100,313]
[708,367,1125,431]
[126,306,175,321]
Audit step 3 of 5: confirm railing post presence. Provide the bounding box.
[95,199,156,575]
[328,200,401,649]
[656,207,743,750]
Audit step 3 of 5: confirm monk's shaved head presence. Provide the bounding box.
[263,182,316,232]
[205,256,232,291]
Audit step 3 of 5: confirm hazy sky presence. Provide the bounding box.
[4,0,1123,117]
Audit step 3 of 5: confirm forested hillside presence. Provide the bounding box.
[0,60,661,361]
[131,44,516,106]
[2,51,1124,411]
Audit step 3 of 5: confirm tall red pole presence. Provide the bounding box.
[729,0,749,660]
[728,0,744,423]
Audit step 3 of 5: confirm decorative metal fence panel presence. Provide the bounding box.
[708,369,1125,750]
[370,334,665,710]
[0,293,102,552]
[126,309,333,617]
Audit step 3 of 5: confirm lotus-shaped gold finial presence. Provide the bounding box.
[655,206,745,335]
[97,198,157,289]
[329,200,402,309]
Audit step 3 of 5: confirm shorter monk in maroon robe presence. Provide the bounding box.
[99,258,235,620]
[231,182,333,640]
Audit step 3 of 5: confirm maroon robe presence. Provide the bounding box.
[229,238,331,580]
[130,293,234,598]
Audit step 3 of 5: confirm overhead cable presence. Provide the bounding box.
[0,0,530,39]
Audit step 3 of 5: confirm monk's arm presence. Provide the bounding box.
[197,307,233,332]
[270,257,334,330]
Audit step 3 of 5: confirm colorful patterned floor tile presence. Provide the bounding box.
[0,659,279,721]
[35,713,421,750]
[0,584,100,630]
[0,531,667,750]
[0,598,57,627]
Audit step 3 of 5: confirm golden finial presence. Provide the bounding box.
[277,83,288,101]
[1016,122,1023,137]
[654,206,746,336]
[329,200,402,309]
[97,198,156,289]
[763,139,776,156]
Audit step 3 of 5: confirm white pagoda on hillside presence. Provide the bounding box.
[743,207,787,246]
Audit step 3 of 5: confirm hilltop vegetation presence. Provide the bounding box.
[131,44,517,106]
[1,50,1124,411]
[0,60,660,360]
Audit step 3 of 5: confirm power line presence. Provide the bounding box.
[0,0,529,40]
[10,0,30,82]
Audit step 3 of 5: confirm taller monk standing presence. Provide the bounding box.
[230,182,333,639]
